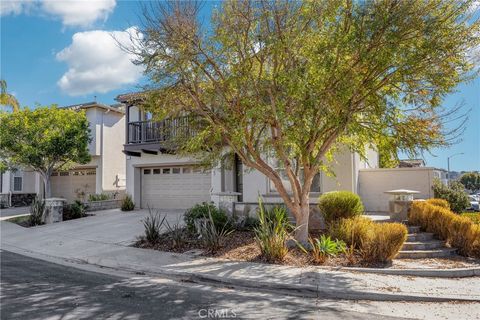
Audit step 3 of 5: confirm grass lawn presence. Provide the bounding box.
[462,212,480,224]
[6,215,31,227]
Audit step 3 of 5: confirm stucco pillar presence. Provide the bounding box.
[44,198,65,224]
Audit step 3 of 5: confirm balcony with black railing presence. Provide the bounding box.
[124,116,195,155]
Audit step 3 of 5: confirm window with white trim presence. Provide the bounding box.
[13,176,22,191]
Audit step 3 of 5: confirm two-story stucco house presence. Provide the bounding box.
[116,93,379,211]
[1,102,127,206]
[48,102,127,202]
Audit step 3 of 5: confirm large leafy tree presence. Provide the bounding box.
[0,106,91,198]
[460,172,480,192]
[0,80,20,112]
[129,0,479,242]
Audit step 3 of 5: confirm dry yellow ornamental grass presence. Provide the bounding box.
[409,200,480,258]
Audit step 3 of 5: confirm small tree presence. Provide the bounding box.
[460,172,480,192]
[0,80,20,112]
[0,106,91,198]
[128,1,479,242]
[433,179,470,213]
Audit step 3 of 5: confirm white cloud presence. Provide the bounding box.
[56,27,144,96]
[42,0,116,27]
[1,0,116,27]
[0,0,31,16]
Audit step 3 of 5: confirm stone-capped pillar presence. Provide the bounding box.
[212,192,242,215]
[44,198,66,224]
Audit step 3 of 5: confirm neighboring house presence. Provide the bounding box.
[0,168,42,207]
[49,102,126,203]
[398,159,425,168]
[117,93,379,210]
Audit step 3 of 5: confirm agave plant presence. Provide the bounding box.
[142,207,166,243]
[309,235,346,264]
[29,197,45,226]
[196,210,232,253]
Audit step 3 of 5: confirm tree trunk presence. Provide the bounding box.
[44,176,51,199]
[294,202,310,243]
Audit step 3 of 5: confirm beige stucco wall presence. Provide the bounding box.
[99,110,125,192]
[358,167,436,212]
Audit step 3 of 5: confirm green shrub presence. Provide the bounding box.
[29,197,45,226]
[142,208,166,243]
[196,211,233,253]
[409,201,480,257]
[318,191,364,225]
[432,179,470,213]
[329,217,407,264]
[308,235,346,264]
[88,193,110,202]
[184,202,229,233]
[64,200,87,220]
[121,195,135,211]
[254,199,290,262]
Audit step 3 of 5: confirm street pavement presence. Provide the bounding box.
[1,250,408,320]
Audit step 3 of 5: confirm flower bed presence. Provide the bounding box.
[84,199,122,211]
[134,194,409,268]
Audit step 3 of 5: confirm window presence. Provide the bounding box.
[172,168,181,174]
[182,167,191,174]
[143,169,151,175]
[268,161,321,193]
[13,177,22,191]
[162,168,171,174]
[153,169,161,174]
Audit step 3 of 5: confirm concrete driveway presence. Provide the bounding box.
[1,208,186,259]
[0,206,30,220]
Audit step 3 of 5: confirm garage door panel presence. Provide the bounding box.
[51,169,96,203]
[141,167,211,209]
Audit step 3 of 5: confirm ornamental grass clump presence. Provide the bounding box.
[329,217,407,264]
[254,199,290,262]
[362,223,407,264]
[425,198,450,209]
[409,201,480,258]
[318,191,364,225]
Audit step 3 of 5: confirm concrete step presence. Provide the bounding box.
[402,240,445,251]
[396,248,457,259]
[407,233,434,242]
[407,226,421,233]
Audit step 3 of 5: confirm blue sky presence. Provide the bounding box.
[1,1,479,171]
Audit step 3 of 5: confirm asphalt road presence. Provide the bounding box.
[0,250,406,320]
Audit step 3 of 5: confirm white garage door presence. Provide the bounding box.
[51,169,96,203]
[141,166,211,209]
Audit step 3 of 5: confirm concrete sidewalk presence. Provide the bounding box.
[2,210,479,302]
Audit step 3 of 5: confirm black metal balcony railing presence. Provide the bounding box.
[127,116,194,144]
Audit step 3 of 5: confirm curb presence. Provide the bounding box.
[341,266,480,278]
[3,244,478,303]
